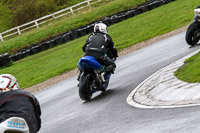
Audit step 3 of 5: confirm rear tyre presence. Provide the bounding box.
[79,74,93,101]
[185,22,200,46]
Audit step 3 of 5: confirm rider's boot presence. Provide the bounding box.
[100,72,106,82]
[99,73,111,91]
[103,65,115,74]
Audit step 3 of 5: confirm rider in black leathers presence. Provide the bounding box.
[78,23,118,90]
[82,25,117,72]
[194,5,200,20]
[0,74,41,133]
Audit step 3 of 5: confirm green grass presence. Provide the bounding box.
[0,38,84,87]
[0,0,147,55]
[0,0,199,88]
[175,52,200,83]
[0,3,12,32]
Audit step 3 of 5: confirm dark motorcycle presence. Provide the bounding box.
[185,9,200,46]
[78,56,115,101]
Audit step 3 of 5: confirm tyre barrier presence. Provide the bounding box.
[0,53,11,67]
[62,32,72,43]
[39,42,48,51]
[54,36,64,45]
[47,40,57,48]
[86,23,95,33]
[1,0,176,67]
[125,10,135,18]
[30,45,40,55]
[21,49,31,58]
[78,27,89,37]
[14,52,23,61]
[70,30,80,40]
[100,17,112,26]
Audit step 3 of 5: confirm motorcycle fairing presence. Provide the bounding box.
[78,56,101,70]
[0,117,29,133]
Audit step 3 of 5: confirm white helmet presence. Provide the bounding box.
[94,23,108,34]
[0,74,20,92]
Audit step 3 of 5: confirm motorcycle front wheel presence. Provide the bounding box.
[79,73,93,101]
[185,22,200,46]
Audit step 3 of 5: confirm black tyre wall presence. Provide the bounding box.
[0,53,11,67]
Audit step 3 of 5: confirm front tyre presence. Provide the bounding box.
[79,73,93,101]
[185,22,200,46]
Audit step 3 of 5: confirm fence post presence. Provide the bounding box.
[0,0,102,40]
[17,27,21,35]
[70,7,74,14]
[52,13,56,19]
[0,34,3,42]
[35,21,39,28]
[87,0,92,8]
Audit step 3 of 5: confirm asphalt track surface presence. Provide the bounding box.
[37,31,200,133]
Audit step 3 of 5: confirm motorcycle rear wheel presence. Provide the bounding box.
[185,22,200,46]
[79,74,93,101]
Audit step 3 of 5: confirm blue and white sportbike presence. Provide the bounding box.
[78,56,115,101]
[0,117,29,133]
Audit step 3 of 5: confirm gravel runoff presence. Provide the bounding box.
[25,26,188,93]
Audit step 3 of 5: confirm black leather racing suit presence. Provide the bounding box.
[0,90,41,133]
[82,32,117,73]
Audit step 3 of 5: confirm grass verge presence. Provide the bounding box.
[0,0,146,55]
[175,51,200,83]
[0,0,199,88]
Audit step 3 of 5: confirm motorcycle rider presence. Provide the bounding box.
[194,5,200,20]
[0,74,41,133]
[78,22,118,90]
